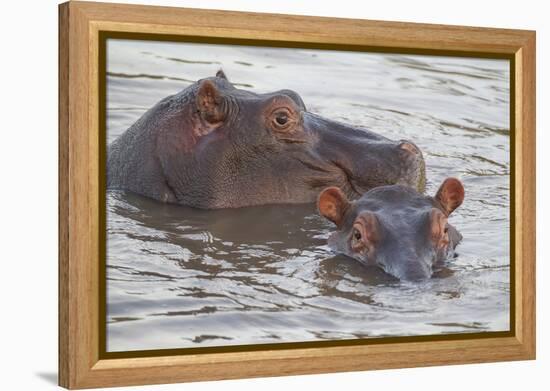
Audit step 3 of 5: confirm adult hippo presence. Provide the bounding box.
[317,178,465,281]
[107,70,425,209]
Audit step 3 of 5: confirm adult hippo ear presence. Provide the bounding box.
[435,177,465,216]
[196,79,227,126]
[215,69,229,81]
[317,187,351,228]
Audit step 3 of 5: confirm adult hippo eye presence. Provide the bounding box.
[275,113,288,126]
[353,229,362,241]
[270,108,294,131]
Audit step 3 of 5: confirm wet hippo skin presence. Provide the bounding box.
[317,178,465,281]
[107,70,426,209]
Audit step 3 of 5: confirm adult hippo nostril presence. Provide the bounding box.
[329,139,426,197]
[107,69,427,209]
[399,140,421,156]
[397,140,426,192]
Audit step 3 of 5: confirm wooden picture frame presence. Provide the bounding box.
[59,1,536,389]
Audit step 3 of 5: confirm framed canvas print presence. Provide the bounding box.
[58,1,536,389]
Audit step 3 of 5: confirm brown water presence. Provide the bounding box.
[106,39,510,352]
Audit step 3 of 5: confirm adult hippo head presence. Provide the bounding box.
[107,70,425,209]
[317,178,465,281]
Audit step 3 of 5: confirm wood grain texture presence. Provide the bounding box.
[516,33,536,355]
[71,1,532,53]
[58,3,70,387]
[58,1,536,389]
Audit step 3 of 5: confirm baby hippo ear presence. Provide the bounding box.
[435,177,465,216]
[196,80,226,124]
[317,187,350,227]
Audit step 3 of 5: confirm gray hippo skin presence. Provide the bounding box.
[317,178,465,281]
[107,70,426,209]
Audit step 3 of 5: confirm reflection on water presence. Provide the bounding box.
[106,40,510,352]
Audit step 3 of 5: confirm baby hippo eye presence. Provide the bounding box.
[351,228,364,252]
[351,228,369,255]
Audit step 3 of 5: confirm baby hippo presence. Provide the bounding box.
[317,178,465,281]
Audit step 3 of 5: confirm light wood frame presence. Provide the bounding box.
[59,1,536,389]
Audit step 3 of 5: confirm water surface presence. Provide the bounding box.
[106,40,510,352]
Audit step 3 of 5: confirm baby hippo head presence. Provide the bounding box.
[317,178,465,281]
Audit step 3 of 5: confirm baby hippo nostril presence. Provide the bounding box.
[398,141,421,156]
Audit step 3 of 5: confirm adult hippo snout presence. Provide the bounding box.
[299,111,425,198]
[107,70,426,209]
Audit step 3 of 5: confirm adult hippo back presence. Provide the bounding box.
[107,70,426,209]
